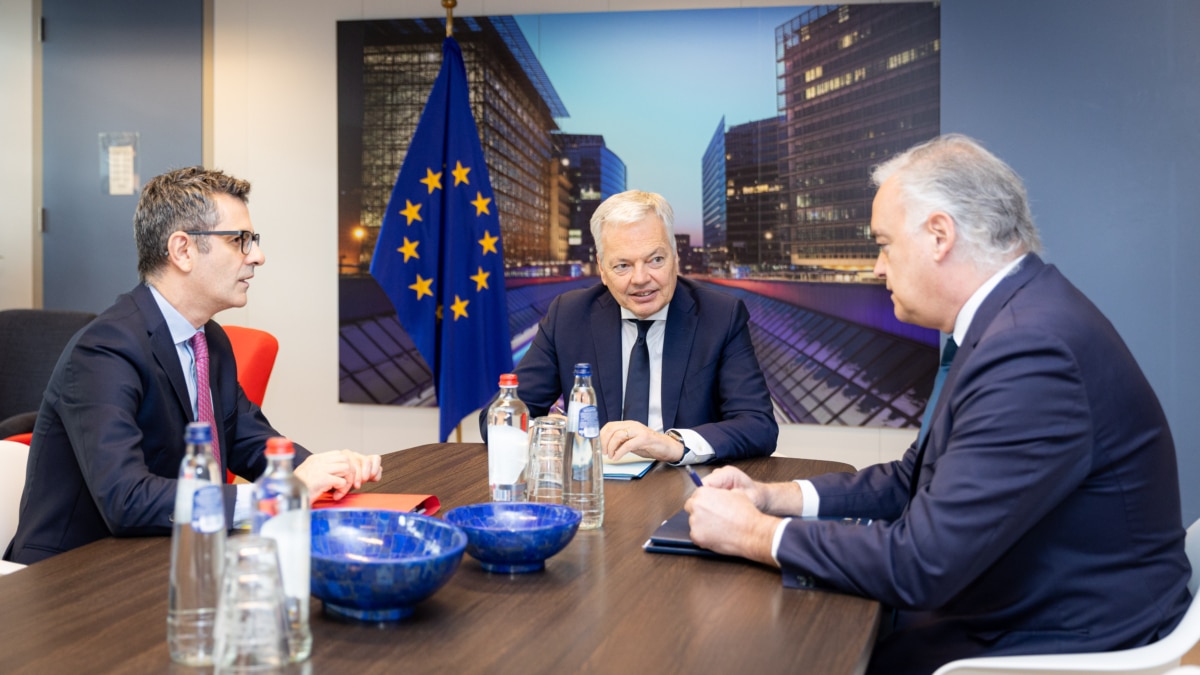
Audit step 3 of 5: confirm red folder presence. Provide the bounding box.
[312,492,440,516]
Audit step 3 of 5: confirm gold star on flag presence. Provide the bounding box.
[408,274,433,300]
[419,168,443,194]
[471,192,491,216]
[397,237,419,262]
[450,295,469,321]
[470,267,490,291]
[478,230,499,255]
[436,304,443,321]
[452,161,470,186]
[400,200,423,225]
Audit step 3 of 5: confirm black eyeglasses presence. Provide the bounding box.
[184,230,261,255]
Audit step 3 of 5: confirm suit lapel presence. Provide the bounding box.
[133,285,193,421]
[660,280,698,428]
[921,255,1045,459]
[591,292,624,422]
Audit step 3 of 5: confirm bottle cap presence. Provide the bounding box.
[499,373,518,387]
[574,363,592,377]
[185,421,213,444]
[265,437,295,457]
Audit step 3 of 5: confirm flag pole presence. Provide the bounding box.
[445,0,458,444]
[443,0,456,38]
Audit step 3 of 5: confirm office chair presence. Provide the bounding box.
[0,439,31,574]
[222,325,279,408]
[0,309,95,441]
[222,325,279,483]
[933,518,1200,675]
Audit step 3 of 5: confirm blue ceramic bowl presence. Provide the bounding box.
[442,503,582,573]
[310,509,467,621]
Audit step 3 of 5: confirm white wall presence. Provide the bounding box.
[208,0,912,465]
[0,0,39,310]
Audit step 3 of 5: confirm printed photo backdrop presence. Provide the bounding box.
[337,4,942,428]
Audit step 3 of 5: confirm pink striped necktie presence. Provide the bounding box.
[189,330,224,482]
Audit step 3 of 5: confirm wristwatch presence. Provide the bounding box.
[665,429,688,463]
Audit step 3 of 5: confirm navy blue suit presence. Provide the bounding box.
[777,256,1190,673]
[5,284,308,564]
[487,277,777,461]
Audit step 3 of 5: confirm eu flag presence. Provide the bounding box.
[370,36,513,442]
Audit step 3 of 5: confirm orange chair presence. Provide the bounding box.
[223,325,279,483]
[223,325,279,407]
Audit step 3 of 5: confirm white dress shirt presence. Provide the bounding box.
[618,305,715,464]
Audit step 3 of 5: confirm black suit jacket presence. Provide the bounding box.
[777,256,1191,673]
[482,277,777,461]
[5,284,308,564]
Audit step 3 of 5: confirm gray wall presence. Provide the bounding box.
[943,0,1200,521]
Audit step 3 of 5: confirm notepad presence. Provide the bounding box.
[312,492,441,516]
[603,459,655,480]
[642,509,731,558]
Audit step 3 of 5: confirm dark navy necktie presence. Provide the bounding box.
[909,337,958,498]
[622,320,655,425]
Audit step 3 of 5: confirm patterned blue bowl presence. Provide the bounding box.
[310,509,467,621]
[443,503,582,573]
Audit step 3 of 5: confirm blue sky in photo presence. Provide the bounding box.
[514,7,813,246]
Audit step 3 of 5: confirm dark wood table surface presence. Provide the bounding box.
[0,443,880,674]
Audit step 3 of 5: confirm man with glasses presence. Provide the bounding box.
[5,167,381,564]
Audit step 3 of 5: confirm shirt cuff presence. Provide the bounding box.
[771,517,793,565]
[796,479,820,518]
[233,483,255,529]
[668,428,714,465]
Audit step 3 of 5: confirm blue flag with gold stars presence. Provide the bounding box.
[370,36,513,442]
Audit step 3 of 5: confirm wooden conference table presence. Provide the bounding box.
[0,443,880,674]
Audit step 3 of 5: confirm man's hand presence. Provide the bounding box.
[703,465,804,516]
[600,421,684,463]
[294,449,383,504]
[684,486,780,567]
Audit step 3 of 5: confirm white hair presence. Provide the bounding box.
[872,134,1043,269]
[590,190,676,261]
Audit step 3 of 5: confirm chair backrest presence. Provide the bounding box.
[932,519,1200,675]
[222,325,279,407]
[0,439,31,555]
[0,309,95,421]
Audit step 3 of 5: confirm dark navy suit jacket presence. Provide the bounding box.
[777,255,1191,673]
[5,284,308,564]
[482,277,777,461]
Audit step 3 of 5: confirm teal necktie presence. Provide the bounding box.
[910,337,958,498]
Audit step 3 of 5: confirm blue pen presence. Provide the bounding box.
[684,465,704,487]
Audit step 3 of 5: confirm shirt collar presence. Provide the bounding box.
[619,304,670,322]
[147,283,203,346]
[952,254,1027,345]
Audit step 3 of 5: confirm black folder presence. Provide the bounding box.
[642,509,733,559]
[642,509,872,558]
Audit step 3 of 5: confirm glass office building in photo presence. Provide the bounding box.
[776,3,940,269]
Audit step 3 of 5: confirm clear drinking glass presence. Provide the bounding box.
[212,535,290,673]
[527,415,567,504]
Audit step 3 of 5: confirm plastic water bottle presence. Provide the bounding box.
[168,422,227,666]
[564,363,604,529]
[487,373,530,501]
[252,437,312,663]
